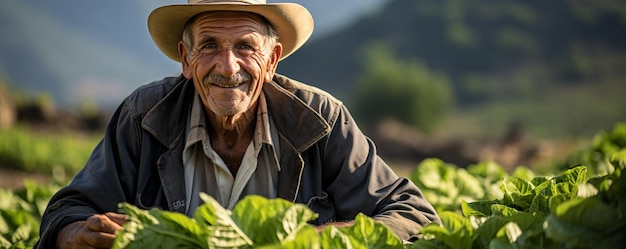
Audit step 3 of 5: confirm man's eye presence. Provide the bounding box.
[238,44,254,50]
[235,44,256,56]
[200,43,218,51]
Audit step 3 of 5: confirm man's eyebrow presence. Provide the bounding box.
[197,35,216,45]
[194,33,262,48]
[239,36,257,45]
[241,33,266,44]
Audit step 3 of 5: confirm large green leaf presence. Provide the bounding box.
[319,214,404,249]
[255,227,320,249]
[231,195,318,246]
[114,203,210,249]
[196,193,253,248]
[411,158,458,194]
[553,197,618,231]
[320,226,354,249]
[0,235,10,249]
[410,158,462,211]
[551,166,587,186]
[335,213,405,249]
[473,213,542,249]
[545,197,625,249]
[418,211,474,249]
[500,177,535,211]
[490,204,519,217]
[461,199,497,217]
[455,168,484,200]
[467,161,507,200]
[153,211,207,248]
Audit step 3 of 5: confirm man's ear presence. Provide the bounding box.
[264,43,283,82]
[178,41,192,79]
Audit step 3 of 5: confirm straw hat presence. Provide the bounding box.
[148,0,314,62]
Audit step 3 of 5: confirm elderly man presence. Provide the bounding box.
[36,1,440,248]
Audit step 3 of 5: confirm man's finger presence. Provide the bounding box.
[104,212,128,226]
[82,230,117,249]
[84,214,124,234]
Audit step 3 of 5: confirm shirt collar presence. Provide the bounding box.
[256,91,274,148]
[183,91,278,166]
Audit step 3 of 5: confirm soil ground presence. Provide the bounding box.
[0,167,50,190]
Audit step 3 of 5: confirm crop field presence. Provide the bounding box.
[1,123,625,248]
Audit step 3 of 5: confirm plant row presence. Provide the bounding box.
[1,122,625,248]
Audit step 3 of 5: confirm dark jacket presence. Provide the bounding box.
[36,74,440,248]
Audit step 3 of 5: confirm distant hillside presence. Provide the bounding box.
[278,0,626,106]
[0,0,384,107]
[2,0,624,138]
[0,1,178,107]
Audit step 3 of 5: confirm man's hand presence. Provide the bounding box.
[56,212,128,249]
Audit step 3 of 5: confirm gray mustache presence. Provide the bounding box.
[204,72,252,86]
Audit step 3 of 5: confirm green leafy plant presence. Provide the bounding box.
[408,158,532,213]
[0,126,99,174]
[0,180,60,249]
[410,148,625,248]
[113,193,406,249]
[563,122,626,176]
[2,122,625,248]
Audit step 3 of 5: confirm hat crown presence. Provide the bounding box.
[149,0,313,62]
[189,0,266,4]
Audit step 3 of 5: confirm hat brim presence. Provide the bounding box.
[148,3,314,62]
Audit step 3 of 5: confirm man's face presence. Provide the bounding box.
[179,12,281,118]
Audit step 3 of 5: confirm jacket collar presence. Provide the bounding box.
[262,79,331,152]
[141,75,194,148]
[142,74,330,152]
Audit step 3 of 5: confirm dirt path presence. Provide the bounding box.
[0,168,50,190]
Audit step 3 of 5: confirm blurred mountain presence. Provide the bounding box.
[279,0,626,106]
[0,0,386,107]
[0,1,174,107]
[2,0,625,113]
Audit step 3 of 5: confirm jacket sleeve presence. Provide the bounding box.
[323,104,441,241]
[35,101,141,249]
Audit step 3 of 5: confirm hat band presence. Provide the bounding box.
[190,0,266,4]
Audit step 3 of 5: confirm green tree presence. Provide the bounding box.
[350,43,453,133]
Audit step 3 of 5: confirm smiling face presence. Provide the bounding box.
[179,11,282,118]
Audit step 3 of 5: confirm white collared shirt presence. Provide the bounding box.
[182,92,281,215]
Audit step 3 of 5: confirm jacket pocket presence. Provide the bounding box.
[135,181,166,210]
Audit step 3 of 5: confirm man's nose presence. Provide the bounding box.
[214,49,241,77]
